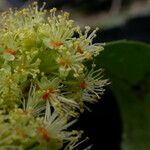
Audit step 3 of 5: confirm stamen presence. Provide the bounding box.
[38,127,50,142]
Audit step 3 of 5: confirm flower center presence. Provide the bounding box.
[23,110,31,116]
[15,128,27,138]
[50,40,64,48]
[58,58,71,68]
[4,48,16,56]
[38,127,50,142]
[80,80,87,89]
[76,45,84,54]
[42,88,55,100]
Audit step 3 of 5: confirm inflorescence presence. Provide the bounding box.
[0,2,108,150]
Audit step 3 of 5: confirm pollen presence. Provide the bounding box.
[42,88,55,100]
[38,127,50,143]
[50,40,64,48]
[4,48,16,56]
[80,80,87,89]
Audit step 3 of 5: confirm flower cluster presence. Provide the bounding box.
[0,2,108,150]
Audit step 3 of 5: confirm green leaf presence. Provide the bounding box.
[95,40,150,150]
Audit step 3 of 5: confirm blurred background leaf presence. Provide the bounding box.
[95,40,150,150]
